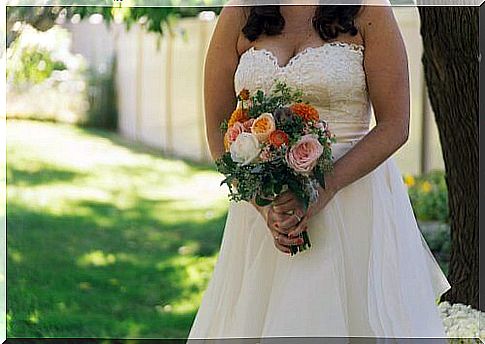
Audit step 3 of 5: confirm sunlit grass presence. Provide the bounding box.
[7,119,229,338]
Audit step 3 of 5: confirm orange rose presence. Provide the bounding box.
[269,130,289,148]
[290,103,319,122]
[251,113,276,143]
[228,107,249,128]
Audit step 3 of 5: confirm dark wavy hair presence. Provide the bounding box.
[241,5,361,42]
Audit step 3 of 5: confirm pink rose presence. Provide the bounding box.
[286,134,323,174]
[227,122,245,143]
[315,120,328,131]
[259,145,273,162]
[242,118,255,132]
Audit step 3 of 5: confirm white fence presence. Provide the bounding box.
[66,7,444,175]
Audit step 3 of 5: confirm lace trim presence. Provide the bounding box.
[246,41,364,70]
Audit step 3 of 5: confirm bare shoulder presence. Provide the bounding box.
[217,1,248,34]
[354,3,401,42]
[211,2,248,53]
[353,2,407,64]
[219,0,247,20]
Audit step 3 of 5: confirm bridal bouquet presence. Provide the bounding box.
[215,81,336,255]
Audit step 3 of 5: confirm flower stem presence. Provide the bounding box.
[290,231,311,255]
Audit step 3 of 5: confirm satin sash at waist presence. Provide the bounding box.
[329,121,370,144]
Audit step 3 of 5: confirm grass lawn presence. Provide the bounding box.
[6,119,229,338]
[6,119,449,339]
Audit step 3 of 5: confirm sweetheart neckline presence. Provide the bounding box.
[240,41,365,70]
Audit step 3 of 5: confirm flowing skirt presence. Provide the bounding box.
[187,142,451,340]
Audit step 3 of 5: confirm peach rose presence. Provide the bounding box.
[251,113,276,143]
[286,134,324,174]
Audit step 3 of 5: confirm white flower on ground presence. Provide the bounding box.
[438,301,485,342]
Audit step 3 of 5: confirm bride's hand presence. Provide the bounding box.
[271,191,307,231]
[249,198,304,254]
[287,182,339,238]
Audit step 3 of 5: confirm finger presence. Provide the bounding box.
[274,241,291,254]
[272,199,301,214]
[271,211,294,224]
[278,214,301,230]
[270,211,297,231]
[276,233,305,246]
[288,216,309,238]
[271,223,289,236]
[268,212,290,235]
[272,191,295,205]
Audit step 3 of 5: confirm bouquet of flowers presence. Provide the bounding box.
[215,81,336,255]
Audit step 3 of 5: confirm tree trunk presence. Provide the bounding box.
[417,6,479,309]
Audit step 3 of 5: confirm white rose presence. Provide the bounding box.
[230,132,261,166]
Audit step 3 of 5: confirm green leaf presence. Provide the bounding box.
[221,153,236,169]
[220,175,235,186]
[314,165,326,188]
[250,165,263,173]
[219,119,228,133]
[255,194,273,207]
[274,183,283,194]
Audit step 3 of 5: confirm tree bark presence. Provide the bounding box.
[418,6,479,309]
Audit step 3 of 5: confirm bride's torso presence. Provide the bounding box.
[234,42,372,144]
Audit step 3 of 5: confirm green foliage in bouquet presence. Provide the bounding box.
[216,146,313,208]
[247,81,304,118]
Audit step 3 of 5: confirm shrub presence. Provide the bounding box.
[404,170,448,223]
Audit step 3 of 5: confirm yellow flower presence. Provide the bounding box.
[421,181,432,193]
[403,174,415,187]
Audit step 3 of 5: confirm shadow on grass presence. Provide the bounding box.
[7,198,228,338]
[78,125,218,174]
[6,163,85,187]
[6,120,231,338]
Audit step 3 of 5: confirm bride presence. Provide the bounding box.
[187,1,451,339]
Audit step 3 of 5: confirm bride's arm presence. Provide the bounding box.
[204,5,300,252]
[328,5,410,193]
[203,5,242,161]
[287,5,410,237]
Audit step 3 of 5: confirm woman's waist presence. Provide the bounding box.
[332,134,365,161]
[327,121,370,144]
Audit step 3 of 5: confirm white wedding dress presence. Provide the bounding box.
[187,41,451,340]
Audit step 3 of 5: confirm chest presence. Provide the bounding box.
[234,42,368,105]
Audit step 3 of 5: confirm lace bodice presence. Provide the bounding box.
[234,42,372,144]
